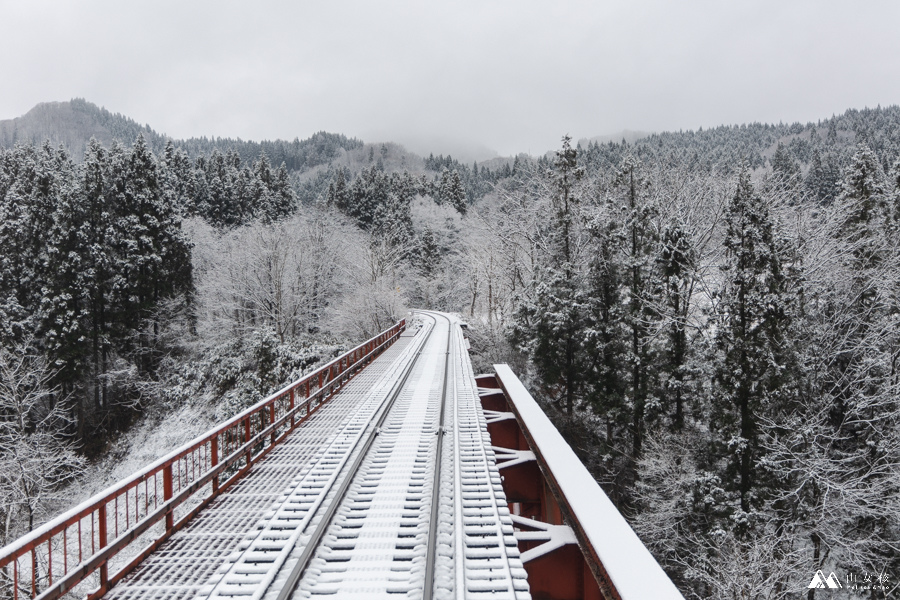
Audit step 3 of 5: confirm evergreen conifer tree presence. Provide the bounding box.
[512,136,586,415]
[583,217,627,439]
[113,135,192,374]
[417,226,441,279]
[612,155,659,458]
[658,223,694,430]
[713,168,797,523]
[442,169,467,215]
[770,142,800,187]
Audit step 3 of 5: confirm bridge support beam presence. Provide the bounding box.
[476,367,684,600]
[476,374,608,600]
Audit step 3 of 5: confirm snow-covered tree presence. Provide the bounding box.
[440,168,467,215]
[770,142,800,187]
[657,222,695,430]
[711,167,799,523]
[804,150,841,204]
[612,155,660,458]
[512,135,587,416]
[112,135,193,374]
[0,340,84,543]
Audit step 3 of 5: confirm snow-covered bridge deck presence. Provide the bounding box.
[1,312,683,600]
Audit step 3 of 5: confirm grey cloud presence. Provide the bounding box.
[1,0,898,157]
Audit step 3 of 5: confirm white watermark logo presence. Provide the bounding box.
[805,569,890,592]
[808,570,842,589]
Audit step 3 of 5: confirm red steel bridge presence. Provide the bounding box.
[1,312,684,600]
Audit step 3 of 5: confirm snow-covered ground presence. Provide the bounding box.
[65,399,219,508]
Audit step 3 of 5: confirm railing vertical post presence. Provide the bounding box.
[270,402,276,445]
[289,389,296,429]
[244,418,252,467]
[98,503,109,595]
[211,436,219,494]
[163,465,173,530]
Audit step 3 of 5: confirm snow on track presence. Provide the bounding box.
[103,312,530,600]
[290,318,447,598]
[442,317,529,600]
[103,330,420,600]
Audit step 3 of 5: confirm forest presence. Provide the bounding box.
[2,102,900,599]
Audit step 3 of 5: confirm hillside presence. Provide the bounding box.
[0,99,363,171]
[4,99,900,190]
[0,98,164,159]
[5,99,900,597]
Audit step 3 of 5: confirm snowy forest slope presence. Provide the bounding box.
[2,99,900,599]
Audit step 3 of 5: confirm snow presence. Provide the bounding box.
[509,515,577,563]
[493,364,685,600]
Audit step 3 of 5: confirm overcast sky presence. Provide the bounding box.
[1,0,898,158]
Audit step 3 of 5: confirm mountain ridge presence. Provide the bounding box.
[0,99,164,158]
[3,99,899,179]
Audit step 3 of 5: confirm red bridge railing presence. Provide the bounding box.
[0,320,406,600]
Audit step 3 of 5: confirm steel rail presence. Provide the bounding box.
[271,314,439,600]
[421,311,453,600]
[0,320,406,600]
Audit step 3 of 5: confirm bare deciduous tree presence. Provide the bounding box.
[0,339,84,544]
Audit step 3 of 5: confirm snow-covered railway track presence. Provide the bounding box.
[185,311,527,600]
[275,311,529,600]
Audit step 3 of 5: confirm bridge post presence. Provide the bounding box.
[270,403,276,445]
[244,418,252,467]
[97,503,109,595]
[163,465,173,530]
[289,389,296,429]
[211,436,219,494]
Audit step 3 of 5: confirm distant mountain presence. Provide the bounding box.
[0,99,363,171]
[0,98,166,159]
[576,106,900,181]
[577,130,653,147]
[4,99,900,185]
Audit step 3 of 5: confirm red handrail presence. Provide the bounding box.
[0,320,406,600]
